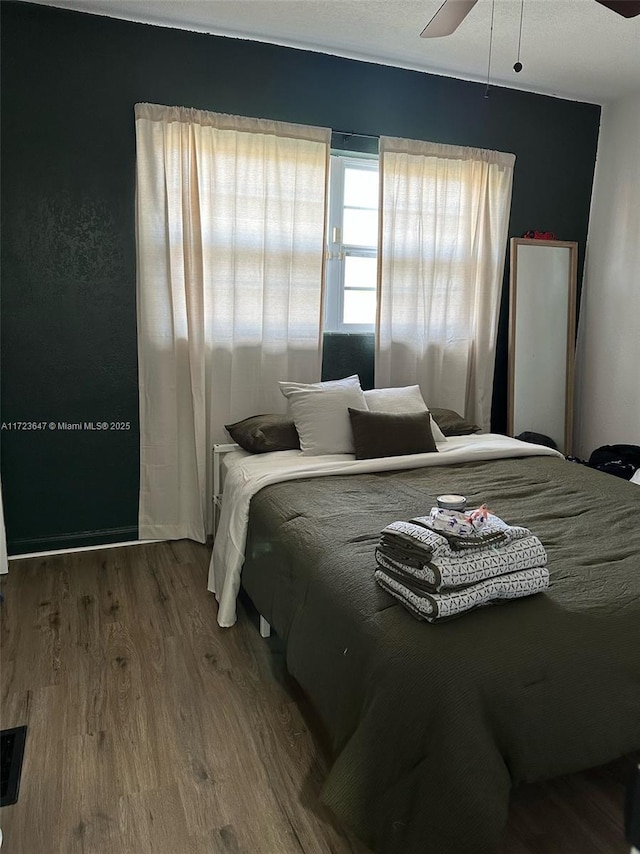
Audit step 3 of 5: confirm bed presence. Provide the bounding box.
[208,433,640,854]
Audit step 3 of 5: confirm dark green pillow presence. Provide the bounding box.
[348,408,438,460]
[429,407,481,436]
[225,414,300,454]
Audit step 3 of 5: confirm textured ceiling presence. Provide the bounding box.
[24,0,640,103]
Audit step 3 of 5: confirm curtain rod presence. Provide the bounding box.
[333,130,380,140]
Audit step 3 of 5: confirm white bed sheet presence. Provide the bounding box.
[221,449,250,482]
[208,434,562,627]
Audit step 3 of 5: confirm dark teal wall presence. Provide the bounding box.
[0,1,600,553]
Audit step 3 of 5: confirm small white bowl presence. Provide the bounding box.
[436,494,467,511]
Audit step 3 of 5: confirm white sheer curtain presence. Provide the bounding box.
[135,103,330,542]
[376,137,515,431]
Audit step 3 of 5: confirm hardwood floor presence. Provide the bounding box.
[0,541,634,854]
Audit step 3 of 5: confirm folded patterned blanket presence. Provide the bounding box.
[375,565,550,623]
[412,510,511,550]
[380,526,507,560]
[376,532,547,592]
[382,512,532,555]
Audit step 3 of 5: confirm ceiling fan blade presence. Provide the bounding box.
[420,0,479,38]
[594,0,640,17]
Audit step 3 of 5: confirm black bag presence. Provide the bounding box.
[587,444,640,480]
[515,431,558,450]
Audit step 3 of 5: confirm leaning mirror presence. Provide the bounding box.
[508,238,578,455]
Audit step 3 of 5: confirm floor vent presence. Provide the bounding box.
[1,726,27,807]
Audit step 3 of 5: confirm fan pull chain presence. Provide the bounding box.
[514,0,525,72]
[484,0,496,98]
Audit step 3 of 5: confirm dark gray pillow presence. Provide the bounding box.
[225,414,300,454]
[348,408,438,460]
[429,407,481,436]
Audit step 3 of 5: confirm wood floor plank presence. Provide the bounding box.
[59,731,126,854]
[187,824,251,854]
[0,684,65,853]
[119,785,191,854]
[1,541,634,854]
[498,757,635,854]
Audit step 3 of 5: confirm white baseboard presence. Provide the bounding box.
[8,539,163,562]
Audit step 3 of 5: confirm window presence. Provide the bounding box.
[324,153,379,333]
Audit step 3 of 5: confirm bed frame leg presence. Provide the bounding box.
[259,615,271,639]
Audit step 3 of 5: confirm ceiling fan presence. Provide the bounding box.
[420,0,640,38]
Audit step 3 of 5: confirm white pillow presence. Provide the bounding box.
[278,374,362,396]
[280,375,368,455]
[363,385,447,443]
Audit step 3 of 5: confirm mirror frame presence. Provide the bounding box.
[507,238,578,455]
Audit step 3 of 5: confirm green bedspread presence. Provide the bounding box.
[240,455,640,853]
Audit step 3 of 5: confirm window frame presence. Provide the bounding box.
[324,151,379,334]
